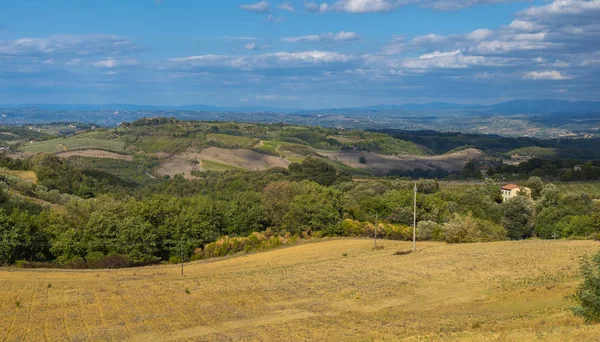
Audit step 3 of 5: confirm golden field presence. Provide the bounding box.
[1,239,600,341]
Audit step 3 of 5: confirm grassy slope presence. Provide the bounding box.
[1,239,599,341]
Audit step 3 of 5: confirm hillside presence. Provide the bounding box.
[1,239,599,341]
[13,120,450,179]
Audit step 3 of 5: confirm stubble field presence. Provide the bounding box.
[1,239,600,341]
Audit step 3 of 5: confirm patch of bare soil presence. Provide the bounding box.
[56,150,133,161]
[198,146,290,170]
[155,149,202,180]
[322,148,485,174]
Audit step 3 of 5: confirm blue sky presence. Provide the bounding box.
[0,0,598,108]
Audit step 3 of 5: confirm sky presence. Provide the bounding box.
[0,0,599,108]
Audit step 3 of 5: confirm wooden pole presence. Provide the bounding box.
[181,236,184,276]
[374,213,378,249]
[413,182,417,252]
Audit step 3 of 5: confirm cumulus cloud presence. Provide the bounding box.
[281,31,361,43]
[524,70,572,80]
[519,0,600,18]
[466,29,493,42]
[241,1,271,13]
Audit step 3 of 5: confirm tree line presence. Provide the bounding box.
[0,152,599,268]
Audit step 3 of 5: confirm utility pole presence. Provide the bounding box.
[374,213,378,249]
[413,181,417,252]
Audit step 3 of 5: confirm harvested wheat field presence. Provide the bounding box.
[1,239,600,341]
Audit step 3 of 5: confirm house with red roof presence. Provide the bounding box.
[501,184,531,202]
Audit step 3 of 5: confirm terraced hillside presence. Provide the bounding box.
[1,239,599,341]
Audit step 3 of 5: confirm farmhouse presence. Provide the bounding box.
[501,184,531,202]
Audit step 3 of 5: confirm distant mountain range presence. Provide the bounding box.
[2,100,600,115]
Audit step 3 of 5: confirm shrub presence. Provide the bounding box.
[443,214,480,243]
[571,251,600,324]
[417,221,439,240]
[168,256,181,264]
[442,213,507,243]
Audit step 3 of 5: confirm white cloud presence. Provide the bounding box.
[520,0,600,18]
[508,19,544,32]
[306,0,400,13]
[265,14,286,22]
[92,57,139,68]
[282,31,361,43]
[524,70,571,80]
[278,2,296,11]
[245,43,258,51]
[0,35,141,57]
[466,29,493,42]
[221,36,256,41]
[306,0,527,13]
[400,50,509,69]
[241,1,271,13]
[165,50,354,70]
[256,94,299,101]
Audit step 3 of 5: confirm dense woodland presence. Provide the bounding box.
[1,148,599,268]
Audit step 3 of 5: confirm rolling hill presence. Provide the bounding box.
[16,120,475,179]
[1,239,599,341]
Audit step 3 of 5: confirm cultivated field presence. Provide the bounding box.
[56,150,133,161]
[197,147,290,171]
[21,138,126,154]
[1,239,599,341]
[322,148,485,174]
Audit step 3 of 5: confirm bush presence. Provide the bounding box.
[443,214,480,243]
[443,213,507,243]
[417,221,440,240]
[571,251,600,324]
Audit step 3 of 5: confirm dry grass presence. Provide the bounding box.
[198,146,290,171]
[0,168,37,183]
[1,239,600,341]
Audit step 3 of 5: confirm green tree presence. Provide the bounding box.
[525,176,544,200]
[288,158,339,186]
[539,183,560,207]
[282,181,343,235]
[571,251,600,324]
[502,196,535,239]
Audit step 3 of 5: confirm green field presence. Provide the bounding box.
[200,159,241,172]
[206,134,258,149]
[554,182,600,196]
[21,138,126,153]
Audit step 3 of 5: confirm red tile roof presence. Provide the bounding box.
[501,184,520,190]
